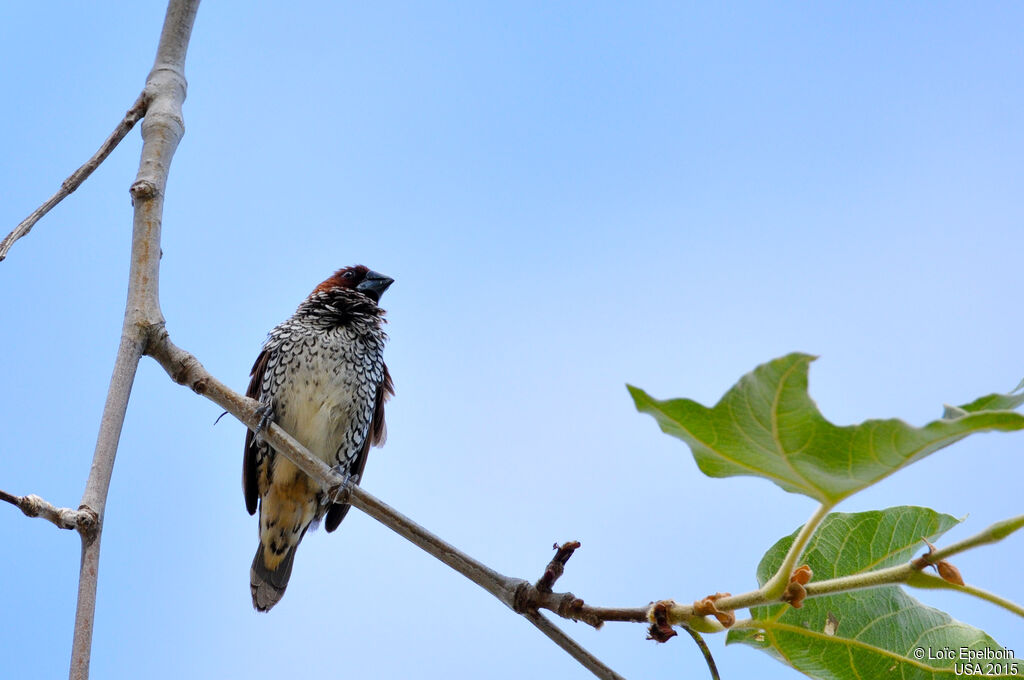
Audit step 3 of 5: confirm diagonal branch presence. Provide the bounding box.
[145,328,634,679]
[525,611,626,680]
[0,92,149,262]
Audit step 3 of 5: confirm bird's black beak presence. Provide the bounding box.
[356,270,394,303]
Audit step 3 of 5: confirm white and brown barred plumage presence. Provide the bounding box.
[243,265,393,612]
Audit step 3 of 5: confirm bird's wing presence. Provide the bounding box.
[324,363,393,532]
[369,362,394,446]
[243,348,271,515]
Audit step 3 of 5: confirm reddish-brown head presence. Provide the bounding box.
[313,265,394,303]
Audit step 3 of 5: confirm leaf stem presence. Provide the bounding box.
[953,582,1024,618]
[762,502,832,599]
[681,626,721,680]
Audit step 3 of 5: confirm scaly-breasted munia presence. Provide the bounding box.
[243,265,393,611]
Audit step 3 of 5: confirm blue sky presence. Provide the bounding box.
[1,3,1022,678]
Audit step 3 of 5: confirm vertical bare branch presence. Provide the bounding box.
[67,2,200,679]
[68,333,143,680]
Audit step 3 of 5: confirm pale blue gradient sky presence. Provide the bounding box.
[1,3,1022,679]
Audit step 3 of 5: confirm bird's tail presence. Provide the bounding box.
[250,463,319,611]
[250,541,298,612]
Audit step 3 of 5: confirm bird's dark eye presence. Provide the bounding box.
[342,271,355,279]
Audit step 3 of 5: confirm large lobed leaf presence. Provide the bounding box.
[727,507,1023,679]
[629,353,1024,503]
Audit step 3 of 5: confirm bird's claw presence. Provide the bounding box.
[327,466,354,505]
[253,401,275,445]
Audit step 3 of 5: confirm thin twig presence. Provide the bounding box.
[0,489,91,531]
[560,604,648,624]
[537,541,581,592]
[0,93,149,262]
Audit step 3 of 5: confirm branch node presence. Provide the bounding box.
[148,334,203,389]
[911,537,938,570]
[781,565,813,609]
[693,593,735,628]
[647,601,678,642]
[559,594,604,629]
[911,538,965,585]
[557,593,580,618]
[129,180,158,200]
[512,580,535,615]
[19,493,44,518]
[2,490,93,531]
[127,93,151,121]
[76,506,99,540]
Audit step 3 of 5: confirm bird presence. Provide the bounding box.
[243,265,394,612]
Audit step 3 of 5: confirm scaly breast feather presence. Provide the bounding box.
[276,354,358,465]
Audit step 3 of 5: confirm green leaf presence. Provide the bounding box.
[628,353,1024,502]
[727,507,1023,679]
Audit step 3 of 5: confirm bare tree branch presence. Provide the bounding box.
[145,328,636,677]
[0,93,149,262]
[148,329,526,601]
[65,2,200,679]
[525,611,627,680]
[0,490,93,531]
